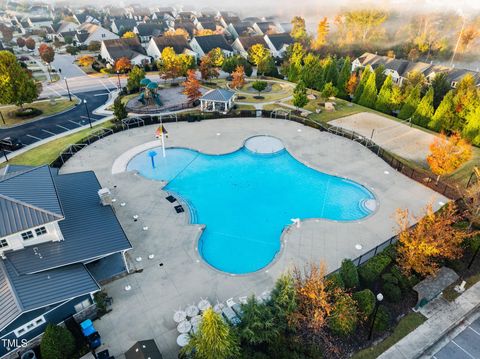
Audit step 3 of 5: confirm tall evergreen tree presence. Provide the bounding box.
[358,70,377,108]
[431,72,450,109]
[452,74,479,130]
[462,104,480,146]
[293,81,308,109]
[353,66,372,103]
[323,56,339,87]
[375,74,393,114]
[429,90,457,131]
[300,53,324,90]
[398,84,421,120]
[412,87,434,127]
[238,296,279,345]
[374,64,387,91]
[337,56,351,99]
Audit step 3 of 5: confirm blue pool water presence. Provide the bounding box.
[127,145,375,274]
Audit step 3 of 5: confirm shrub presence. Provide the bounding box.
[359,254,392,287]
[328,291,358,336]
[40,324,76,359]
[15,107,42,117]
[383,282,402,303]
[373,306,391,332]
[353,289,375,317]
[340,259,359,289]
[390,265,419,291]
[328,272,345,289]
[382,273,399,285]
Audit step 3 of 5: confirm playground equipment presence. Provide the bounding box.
[139,78,162,106]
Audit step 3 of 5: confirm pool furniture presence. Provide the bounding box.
[213,301,225,313]
[173,310,187,323]
[198,298,211,312]
[176,334,190,347]
[186,305,199,317]
[221,306,241,326]
[177,320,192,334]
[238,296,248,304]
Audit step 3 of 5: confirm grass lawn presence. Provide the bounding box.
[0,98,78,127]
[443,272,480,302]
[351,313,426,359]
[120,93,140,105]
[234,104,256,111]
[1,121,114,167]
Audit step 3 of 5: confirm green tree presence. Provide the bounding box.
[113,97,128,120]
[431,72,450,109]
[300,53,324,90]
[322,82,338,98]
[252,80,268,97]
[0,50,38,109]
[270,273,297,333]
[126,66,145,92]
[463,104,480,146]
[323,56,338,87]
[182,308,239,359]
[374,64,387,91]
[398,84,421,120]
[340,259,359,289]
[40,324,76,359]
[412,87,434,127]
[358,70,377,108]
[284,42,305,82]
[222,55,252,76]
[293,81,308,109]
[337,56,351,99]
[353,289,375,317]
[207,48,225,67]
[452,74,479,128]
[238,296,279,345]
[290,16,309,44]
[328,290,359,336]
[375,74,393,114]
[353,66,372,103]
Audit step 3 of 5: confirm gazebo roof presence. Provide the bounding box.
[201,88,235,102]
[140,78,151,86]
[146,81,158,89]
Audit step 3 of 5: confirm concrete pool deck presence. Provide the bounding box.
[60,117,447,358]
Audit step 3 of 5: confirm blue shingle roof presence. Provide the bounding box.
[201,88,235,102]
[6,171,132,274]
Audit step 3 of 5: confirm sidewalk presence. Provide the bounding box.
[379,281,480,359]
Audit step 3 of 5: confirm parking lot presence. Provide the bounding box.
[434,317,480,359]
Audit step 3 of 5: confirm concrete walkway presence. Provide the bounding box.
[379,281,480,359]
[59,118,446,358]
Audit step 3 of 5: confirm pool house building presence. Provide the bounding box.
[200,89,236,114]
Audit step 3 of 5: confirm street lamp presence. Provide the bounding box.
[83,99,92,128]
[64,77,72,101]
[368,293,384,340]
[116,70,121,89]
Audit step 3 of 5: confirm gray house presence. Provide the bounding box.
[0,165,131,358]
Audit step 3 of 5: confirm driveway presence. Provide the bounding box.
[0,89,109,147]
[51,54,87,78]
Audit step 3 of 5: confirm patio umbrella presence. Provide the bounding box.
[125,339,163,359]
[185,305,199,317]
[198,299,211,312]
[177,320,192,334]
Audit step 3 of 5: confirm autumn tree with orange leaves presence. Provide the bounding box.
[78,55,95,67]
[346,73,358,96]
[396,202,472,277]
[231,65,245,89]
[114,57,132,73]
[182,69,202,103]
[427,132,472,182]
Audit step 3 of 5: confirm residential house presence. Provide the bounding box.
[189,34,234,58]
[111,18,137,35]
[134,22,170,44]
[252,21,283,35]
[73,12,101,25]
[264,33,293,58]
[146,34,195,59]
[195,20,223,34]
[232,35,268,58]
[100,37,150,65]
[27,16,53,29]
[53,20,79,34]
[126,7,151,22]
[75,23,118,46]
[225,22,254,40]
[352,52,480,88]
[218,12,241,28]
[174,20,195,39]
[0,165,131,359]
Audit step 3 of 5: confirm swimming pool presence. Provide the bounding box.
[127,138,375,274]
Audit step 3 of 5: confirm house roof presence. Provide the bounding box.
[152,35,190,54]
[5,170,131,275]
[0,165,64,237]
[237,35,267,51]
[199,21,219,31]
[255,21,278,34]
[230,22,253,36]
[201,88,235,102]
[266,33,293,51]
[174,21,195,37]
[29,16,52,23]
[125,339,163,359]
[192,34,232,53]
[112,18,137,31]
[103,37,147,61]
[136,23,168,37]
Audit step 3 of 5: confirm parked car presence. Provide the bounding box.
[0,137,23,151]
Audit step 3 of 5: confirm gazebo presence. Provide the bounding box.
[200,89,236,114]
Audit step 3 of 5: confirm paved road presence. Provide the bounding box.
[51,54,86,78]
[0,89,110,148]
[434,317,480,359]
